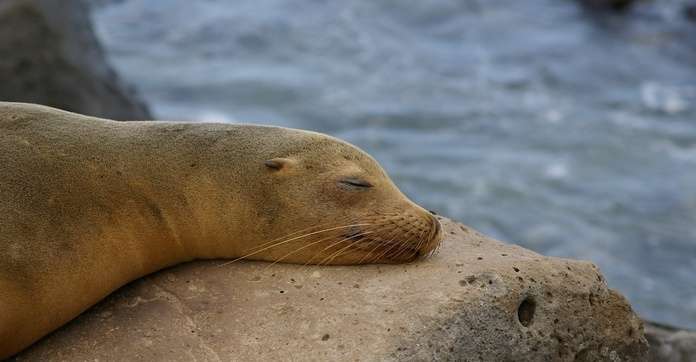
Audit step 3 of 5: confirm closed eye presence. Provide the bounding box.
[340,178,373,188]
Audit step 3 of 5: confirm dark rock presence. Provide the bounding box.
[645,321,696,362]
[685,4,696,22]
[0,0,150,120]
[89,0,127,10]
[579,0,636,12]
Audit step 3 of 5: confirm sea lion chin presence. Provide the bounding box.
[0,102,443,358]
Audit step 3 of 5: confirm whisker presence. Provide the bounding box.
[400,226,428,259]
[301,231,361,267]
[357,224,403,264]
[264,231,375,271]
[370,226,413,263]
[318,226,387,265]
[383,225,421,261]
[311,232,369,266]
[242,216,355,253]
[301,222,390,267]
[318,236,364,266]
[216,222,371,267]
[319,243,354,266]
[410,226,430,259]
[384,236,410,260]
[394,227,422,260]
[300,228,373,272]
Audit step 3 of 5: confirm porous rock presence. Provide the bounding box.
[0,0,150,120]
[13,218,648,361]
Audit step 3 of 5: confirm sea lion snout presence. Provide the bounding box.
[361,209,443,263]
[412,212,443,259]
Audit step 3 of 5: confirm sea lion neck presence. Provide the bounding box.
[118,122,291,261]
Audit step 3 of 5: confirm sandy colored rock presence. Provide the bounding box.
[12,218,647,361]
[0,0,150,120]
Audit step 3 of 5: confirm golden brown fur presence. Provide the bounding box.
[0,102,442,358]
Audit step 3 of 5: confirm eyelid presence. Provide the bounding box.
[340,178,373,188]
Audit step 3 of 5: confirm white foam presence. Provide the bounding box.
[544,162,568,180]
[543,109,563,124]
[641,82,694,115]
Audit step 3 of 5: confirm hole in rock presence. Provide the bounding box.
[517,297,536,327]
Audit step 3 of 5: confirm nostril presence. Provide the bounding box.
[517,296,536,327]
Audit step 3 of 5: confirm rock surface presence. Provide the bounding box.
[12,218,648,361]
[686,3,696,22]
[578,0,636,11]
[0,0,150,120]
[645,321,696,362]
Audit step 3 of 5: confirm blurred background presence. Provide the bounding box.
[2,0,695,330]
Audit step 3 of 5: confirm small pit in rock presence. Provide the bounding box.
[517,296,536,327]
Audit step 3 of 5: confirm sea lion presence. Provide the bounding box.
[0,102,442,358]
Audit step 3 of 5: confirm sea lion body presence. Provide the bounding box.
[0,102,442,358]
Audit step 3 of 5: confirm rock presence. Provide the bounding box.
[645,321,696,362]
[685,4,696,22]
[12,218,648,361]
[0,0,150,120]
[89,0,127,10]
[578,0,636,12]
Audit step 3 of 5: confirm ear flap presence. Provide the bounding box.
[264,158,295,171]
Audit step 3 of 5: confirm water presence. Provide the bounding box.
[92,0,696,329]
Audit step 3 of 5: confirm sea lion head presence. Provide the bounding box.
[239,129,443,265]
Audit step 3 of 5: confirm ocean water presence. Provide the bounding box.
[92,0,696,329]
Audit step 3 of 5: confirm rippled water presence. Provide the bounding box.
[93,0,696,328]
